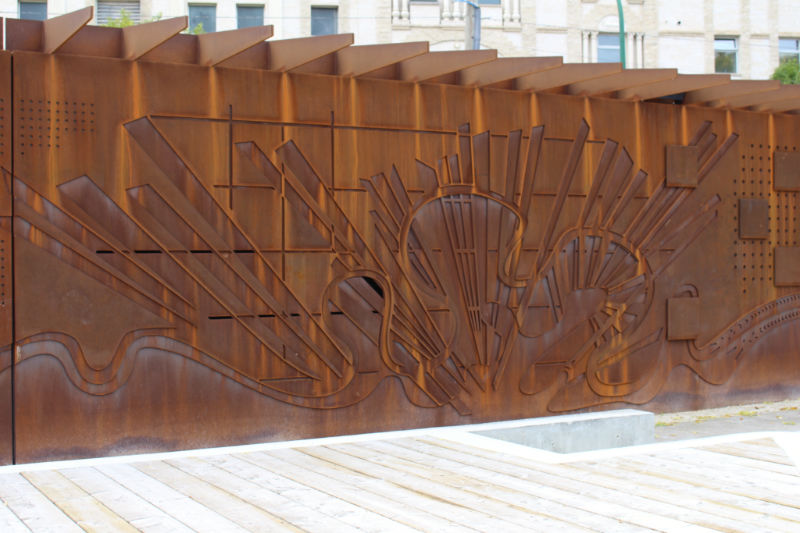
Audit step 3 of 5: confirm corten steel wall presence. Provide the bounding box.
[1,10,800,463]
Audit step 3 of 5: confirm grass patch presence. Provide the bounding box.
[738,410,758,417]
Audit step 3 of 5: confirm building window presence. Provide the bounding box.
[714,37,737,73]
[19,1,46,20]
[311,7,337,36]
[597,33,621,63]
[96,1,141,26]
[189,4,216,33]
[779,38,800,65]
[237,5,264,28]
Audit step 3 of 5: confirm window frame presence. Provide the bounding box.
[311,6,338,36]
[236,4,264,29]
[19,0,47,21]
[714,36,738,74]
[188,3,217,33]
[597,33,621,63]
[779,37,800,65]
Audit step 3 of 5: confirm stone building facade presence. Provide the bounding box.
[3,0,800,79]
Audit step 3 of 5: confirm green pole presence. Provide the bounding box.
[617,0,626,68]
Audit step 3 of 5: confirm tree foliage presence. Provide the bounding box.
[103,11,185,30]
[103,9,135,28]
[772,58,800,85]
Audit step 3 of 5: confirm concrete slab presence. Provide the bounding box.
[471,409,655,453]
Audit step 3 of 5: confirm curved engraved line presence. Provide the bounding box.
[17,330,173,395]
[585,328,664,397]
[329,267,460,409]
[17,329,172,386]
[688,293,800,363]
[535,229,654,339]
[398,185,525,281]
[15,331,384,410]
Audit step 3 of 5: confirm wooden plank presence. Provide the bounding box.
[515,63,622,91]
[456,443,790,532]
[217,453,444,531]
[346,440,633,532]
[571,459,800,531]
[133,460,302,531]
[700,440,797,466]
[676,447,799,477]
[606,457,800,525]
[389,438,721,532]
[312,442,593,532]
[456,57,562,87]
[296,445,634,532]
[202,454,390,531]
[57,466,193,532]
[97,463,246,532]
[613,452,800,508]
[566,69,678,96]
[0,492,30,533]
[396,50,497,82]
[0,473,81,531]
[683,80,781,104]
[237,449,482,532]
[21,470,137,532]
[377,443,774,533]
[121,16,187,60]
[169,456,375,533]
[617,74,731,101]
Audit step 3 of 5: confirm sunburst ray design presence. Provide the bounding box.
[9,116,747,415]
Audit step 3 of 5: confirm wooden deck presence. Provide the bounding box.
[0,428,798,532]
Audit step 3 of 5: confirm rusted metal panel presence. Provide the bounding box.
[0,48,11,465]
[774,150,800,192]
[739,198,770,240]
[4,11,800,463]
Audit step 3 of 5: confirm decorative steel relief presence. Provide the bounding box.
[1,8,800,463]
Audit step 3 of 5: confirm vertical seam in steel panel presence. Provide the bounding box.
[228,104,233,210]
[9,51,15,465]
[281,125,286,279]
[330,110,335,250]
[330,109,335,193]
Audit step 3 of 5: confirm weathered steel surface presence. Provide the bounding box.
[0,10,799,463]
[0,47,12,465]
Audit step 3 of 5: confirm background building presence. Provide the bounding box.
[3,0,800,79]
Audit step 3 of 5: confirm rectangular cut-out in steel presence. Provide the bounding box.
[775,247,800,286]
[773,151,800,192]
[667,297,700,341]
[739,198,770,240]
[665,145,700,187]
